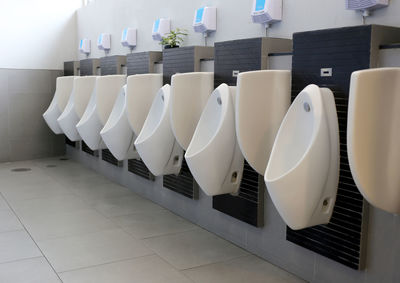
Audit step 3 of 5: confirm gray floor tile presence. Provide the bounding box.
[38,229,153,272]
[144,228,248,270]
[0,257,61,283]
[0,230,41,264]
[183,255,305,283]
[114,209,197,239]
[59,255,191,283]
[0,210,23,233]
[69,182,133,204]
[0,195,9,210]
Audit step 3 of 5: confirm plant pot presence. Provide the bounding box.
[164,45,179,49]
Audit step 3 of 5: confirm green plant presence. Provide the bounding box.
[160,28,188,47]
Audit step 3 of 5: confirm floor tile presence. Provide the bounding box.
[0,195,9,210]
[144,228,248,270]
[91,195,164,217]
[183,255,305,283]
[59,255,192,283]
[0,210,23,233]
[38,229,153,272]
[114,210,197,239]
[0,257,61,283]
[69,182,133,204]
[0,230,41,264]
[17,208,117,241]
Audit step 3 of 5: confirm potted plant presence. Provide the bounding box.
[160,28,188,49]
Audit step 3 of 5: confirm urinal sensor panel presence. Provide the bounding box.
[79,39,91,55]
[251,0,282,24]
[346,0,388,11]
[97,33,111,51]
[193,7,216,34]
[121,28,137,48]
[152,18,170,41]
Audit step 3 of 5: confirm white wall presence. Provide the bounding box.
[0,0,81,70]
[77,0,400,59]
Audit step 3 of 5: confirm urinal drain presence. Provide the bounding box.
[303,102,311,112]
[217,97,222,105]
[59,157,69,161]
[11,168,32,172]
[46,165,57,168]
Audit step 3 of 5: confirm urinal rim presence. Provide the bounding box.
[265,84,323,183]
[135,84,171,145]
[185,84,231,159]
[171,71,214,80]
[100,85,127,134]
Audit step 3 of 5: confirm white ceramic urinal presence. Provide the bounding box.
[186,84,244,196]
[265,84,339,230]
[348,68,400,215]
[170,72,214,150]
[236,70,291,175]
[135,85,183,176]
[100,85,139,161]
[43,76,76,134]
[76,75,126,150]
[57,76,97,141]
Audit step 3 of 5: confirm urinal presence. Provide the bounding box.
[348,68,400,215]
[100,85,138,160]
[186,84,244,196]
[43,76,76,134]
[134,85,183,176]
[57,76,97,141]
[76,75,126,151]
[265,84,340,230]
[169,72,214,150]
[236,70,291,175]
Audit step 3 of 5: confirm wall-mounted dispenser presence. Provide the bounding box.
[79,39,91,56]
[121,28,137,50]
[251,0,282,24]
[186,84,244,196]
[152,18,170,41]
[346,0,389,22]
[265,84,340,230]
[193,7,216,34]
[97,33,111,52]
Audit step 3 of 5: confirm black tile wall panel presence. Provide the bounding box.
[101,149,122,167]
[81,141,97,157]
[64,61,77,76]
[100,55,125,75]
[128,159,155,181]
[65,137,76,148]
[162,47,195,84]
[80,59,96,76]
[212,38,265,227]
[287,25,372,270]
[163,159,198,199]
[127,52,152,75]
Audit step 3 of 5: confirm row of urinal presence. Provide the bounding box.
[43,67,400,232]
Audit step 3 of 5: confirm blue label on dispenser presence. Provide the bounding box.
[195,7,205,23]
[123,28,128,40]
[98,34,103,45]
[80,39,83,48]
[153,19,160,33]
[255,0,266,11]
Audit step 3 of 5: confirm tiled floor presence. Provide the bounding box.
[0,157,305,283]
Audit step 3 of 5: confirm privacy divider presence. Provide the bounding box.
[213,37,292,227]
[162,46,214,199]
[288,24,400,270]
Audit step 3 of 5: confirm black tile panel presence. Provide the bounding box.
[65,137,76,148]
[81,141,98,157]
[162,47,195,84]
[126,51,162,75]
[101,149,122,167]
[80,59,97,76]
[64,61,78,76]
[128,159,155,181]
[100,55,126,75]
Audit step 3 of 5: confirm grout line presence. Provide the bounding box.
[0,255,43,266]
[0,191,64,283]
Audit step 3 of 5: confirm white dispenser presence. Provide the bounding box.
[251,0,282,24]
[152,18,170,41]
[121,28,137,49]
[193,7,216,34]
[97,33,111,51]
[79,39,91,55]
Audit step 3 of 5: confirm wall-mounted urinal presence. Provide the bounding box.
[76,75,126,150]
[236,70,291,175]
[124,74,163,160]
[43,76,76,134]
[135,85,183,176]
[57,76,97,141]
[348,68,400,215]
[265,84,340,230]
[186,84,244,196]
[170,72,214,150]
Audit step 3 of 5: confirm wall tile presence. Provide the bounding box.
[8,69,52,94]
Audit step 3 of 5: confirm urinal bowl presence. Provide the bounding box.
[135,84,183,176]
[43,76,76,134]
[169,72,214,150]
[236,70,291,175]
[348,68,400,214]
[265,84,340,230]
[57,76,97,141]
[100,85,139,161]
[126,74,163,137]
[186,84,244,196]
[76,75,126,151]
